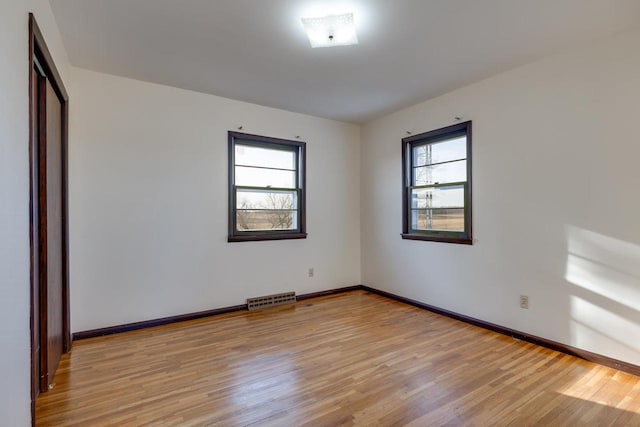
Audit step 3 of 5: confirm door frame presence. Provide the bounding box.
[28,12,70,422]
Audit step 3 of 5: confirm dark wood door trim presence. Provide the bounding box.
[28,13,70,426]
[37,69,49,394]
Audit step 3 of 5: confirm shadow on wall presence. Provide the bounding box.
[564,226,640,358]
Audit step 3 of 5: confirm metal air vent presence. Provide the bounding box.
[247,291,296,310]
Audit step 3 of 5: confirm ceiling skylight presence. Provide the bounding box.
[301,13,358,48]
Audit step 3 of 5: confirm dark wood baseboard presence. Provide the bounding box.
[72,286,361,341]
[72,304,247,340]
[72,284,639,377]
[361,285,640,378]
[296,285,363,301]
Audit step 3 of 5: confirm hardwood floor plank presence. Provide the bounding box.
[36,291,640,426]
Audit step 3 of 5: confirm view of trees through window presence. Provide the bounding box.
[228,132,306,241]
[234,144,298,231]
[236,190,297,231]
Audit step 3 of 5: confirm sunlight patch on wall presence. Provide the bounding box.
[569,296,640,352]
[566,253,639,311]
[565,225,640,315]
[566,226,640,286]
[565,226,640,359]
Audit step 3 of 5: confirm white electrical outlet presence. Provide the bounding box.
[308,267,314,278]
[520,295,529,309]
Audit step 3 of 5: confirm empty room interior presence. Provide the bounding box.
[3,0,640,425]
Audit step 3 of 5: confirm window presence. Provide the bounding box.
[402,121,472,244]
[228,131,307,242]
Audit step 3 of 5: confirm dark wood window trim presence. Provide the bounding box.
[228,131,307,242]
[401,121,472,245]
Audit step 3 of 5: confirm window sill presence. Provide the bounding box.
[401,233,472,245]
[228,233,308,243]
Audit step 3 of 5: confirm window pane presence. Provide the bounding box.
[235,166,296,188]
[235,144,296,170]
[411,209,464,232]
[413,145,427,167]
[237,189,297,210]
[229,132,306,241]
[413,160,466,185]
[236,210,298,231]
[415,136,466,166]
[411,185,464,209]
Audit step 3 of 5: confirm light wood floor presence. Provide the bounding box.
[36,291,640,426]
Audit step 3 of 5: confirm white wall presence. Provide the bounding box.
[69,68,361,332]
[0,1,71,425]
[361,29,640,366]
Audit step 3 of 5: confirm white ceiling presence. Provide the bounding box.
[50,0,640,123]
